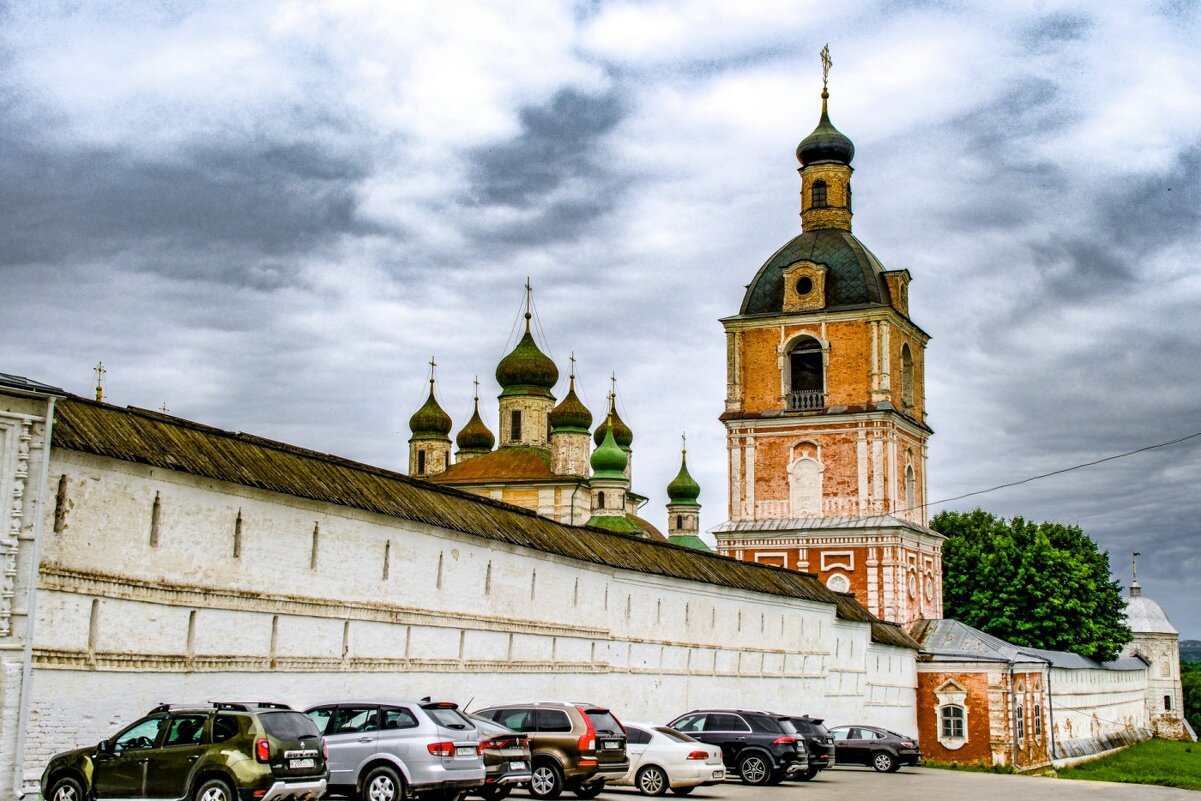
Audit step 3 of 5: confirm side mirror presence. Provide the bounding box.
[97,740,111,754]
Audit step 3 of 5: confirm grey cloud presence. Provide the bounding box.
[1022,11,1092,51]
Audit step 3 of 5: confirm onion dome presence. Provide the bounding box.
[496,313,559,396]
[590,421,628,479]
[455,389,494,452]
[409,378,452,441]
[593,394,633,448]
[667,447,701,506]
[797,89,854,167]
[549,371,592,433]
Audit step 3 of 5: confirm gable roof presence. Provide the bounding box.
[47,395,918,650]
[912,618,1146,670]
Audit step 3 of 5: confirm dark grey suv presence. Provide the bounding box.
[304,701,484,801]
[668,709,806,785]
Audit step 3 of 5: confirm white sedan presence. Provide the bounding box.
[611,723,726,796]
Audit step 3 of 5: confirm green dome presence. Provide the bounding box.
[549,375,592,432]
[455,397,494,452]
[590,424,628,479]
[667,451,701,505]
[496,315,559,395]
[409,382,452,440]
[593,397,633,448]
[797,90,855,167]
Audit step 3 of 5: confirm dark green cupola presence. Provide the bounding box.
[590,420,628,479]
[796,88,854,167]
[409,378,452,441]
[496,312,559,398]
[666,448,701,506]
[593,392,633,448]
[550,371,592,433]
[455,380,494,455]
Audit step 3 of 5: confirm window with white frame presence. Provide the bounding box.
[940,705,965,739]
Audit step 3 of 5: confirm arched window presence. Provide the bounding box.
[1034,704,1042,736]
[1165,694,1172,711]
[905,464,916,513]
[417,450,426,474]
[940,705,965,739]
[510,410,522,441]
[597,491,606,509]
[789,455,823,517]
[812,180,828,208]
[786,336,825,410]
[1016,704,1025,740]
[901,343,915,410]
[676,514,683,530]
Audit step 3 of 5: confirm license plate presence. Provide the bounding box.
[603,740,619,749]
[510,761,526,771]
[456,746,475,756]
[288,758,315,769]
[712,770,724,779]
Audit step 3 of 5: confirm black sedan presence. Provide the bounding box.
[827,725,920,772]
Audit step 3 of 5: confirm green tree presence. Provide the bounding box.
[1183,662,1201,734]
[931,509,1131,662]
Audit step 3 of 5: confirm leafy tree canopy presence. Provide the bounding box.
[931,509,1131,662]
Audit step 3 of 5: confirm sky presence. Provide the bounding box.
[2,1,1199,639]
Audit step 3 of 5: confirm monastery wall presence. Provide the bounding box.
[2,447,916,798]
[1049,664,1149,760]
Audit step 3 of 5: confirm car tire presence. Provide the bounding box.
[362,765,405,801]
[669,789,693,797]
[478,788,511,801]
[796,766,819,781]
[765,770,785,785]
[48,775,85,801]
[194,778,235,801]
[572,781,604,799]
[635,766,669,796]
[528,761,564,800]
[738,753,771,786]
[871,751,896,773]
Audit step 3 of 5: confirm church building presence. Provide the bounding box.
[713,69,942,627]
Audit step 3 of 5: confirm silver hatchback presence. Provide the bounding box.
[304,701,485,801]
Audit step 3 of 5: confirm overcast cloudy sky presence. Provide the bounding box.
[3,1,1199,638]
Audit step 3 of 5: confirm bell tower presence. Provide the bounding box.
[713,47,942,627]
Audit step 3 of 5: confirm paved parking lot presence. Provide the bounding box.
[600,766,1198,800]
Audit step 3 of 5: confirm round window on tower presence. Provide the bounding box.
[826,573,850,593]
[796,277,814,296]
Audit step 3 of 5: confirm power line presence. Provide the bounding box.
[921,430,1201,511]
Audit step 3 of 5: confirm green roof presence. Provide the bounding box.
[496,319,558,394]
[586,514,643,534]
[549,376,592,433]
[668,534,711,552]
[48,395,918,650]
[590,424,627,479]
[666,452,700,504]
[409,383,452,440]
[455,398,494,452]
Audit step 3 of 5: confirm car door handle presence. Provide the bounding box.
[735,737,747,741]
[358,737,372,743]
[188,756,200,762]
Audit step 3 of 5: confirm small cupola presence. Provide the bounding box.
[496,314,559,398]
[408,359,453,478]
[590,419,628,479]
[454,378,494,461]
[666,445,701,506]
[550,369,592,433]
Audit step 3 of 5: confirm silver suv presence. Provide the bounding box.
[304,701,485,801]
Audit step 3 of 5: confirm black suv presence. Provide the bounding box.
[667,710,806,785]
[785,716,835,780]
[41,702,327,801]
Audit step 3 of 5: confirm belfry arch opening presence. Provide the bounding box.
[786,336,825,410]
[901,343,914,410]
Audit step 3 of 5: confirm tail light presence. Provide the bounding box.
[427,742,456,757]
[772,736,796,746]
[686,750,710,760]
[575,705,597,765]
[322,739,329,759]
[901,741,916,749]
[479,738,495,751]
[255,738,270,763]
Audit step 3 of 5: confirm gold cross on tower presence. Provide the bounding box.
[93,361,107,402]
[820,43,832,90]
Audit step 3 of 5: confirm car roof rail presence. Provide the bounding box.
[213,701,293,711]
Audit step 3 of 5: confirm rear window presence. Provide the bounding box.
[426,708,472,730]
[259,711,321,739]
[584,710,623,735]
[777,719,798,736]
[655,727,697,744]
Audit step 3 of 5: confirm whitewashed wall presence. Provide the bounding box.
[1050,665,1149,759]
[7,448,917,797]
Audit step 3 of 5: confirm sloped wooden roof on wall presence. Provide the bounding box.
[50,396,917,650]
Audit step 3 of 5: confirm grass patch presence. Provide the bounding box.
[923,759,1016,774]
[1057,739,1201,791]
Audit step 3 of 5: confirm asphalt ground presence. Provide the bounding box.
[597,765,1199,800]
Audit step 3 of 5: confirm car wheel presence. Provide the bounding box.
[738,753,770,786]
[528,761,563,800]
[572,781,604,799]
[478,788,511,801]
[194,778,235,801]
[765,770,785,785]
[363,765,405,801]
[49,776,85,801]
[669,789,693,797]
[635,766,668,797]
[795,766,818,781]
[871,751,896,773]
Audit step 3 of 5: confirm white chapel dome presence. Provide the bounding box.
[1125,584,1178,635]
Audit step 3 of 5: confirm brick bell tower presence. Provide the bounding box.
[713,49,942,627]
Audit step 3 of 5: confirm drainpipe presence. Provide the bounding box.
[1046,662,1056,762]
[1009,661,1019,768]
[13,395,58,800]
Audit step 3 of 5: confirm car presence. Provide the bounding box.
[465,713,533,801]
[40,701,327,801]
[666,709,806,786]
[827,725,921,772]
[473,702,629,800]
[610,723,724,796]
[784,715,836,779]
[304,700,485,801]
